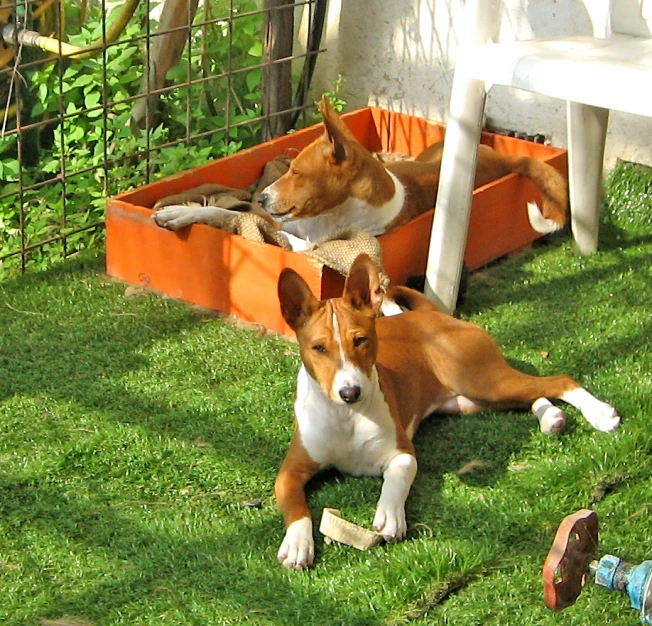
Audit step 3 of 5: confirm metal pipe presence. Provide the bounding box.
[1,0,141,59]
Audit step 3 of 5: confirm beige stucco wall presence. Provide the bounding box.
[307,0,651,170]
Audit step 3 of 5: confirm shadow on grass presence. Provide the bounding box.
[0,254,290,475]
[461,221,651,382]
[0,477,385,624]
[0,256,385,623]
[464,221,650,315]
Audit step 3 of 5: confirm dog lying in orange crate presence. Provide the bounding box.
[153,97,568,251]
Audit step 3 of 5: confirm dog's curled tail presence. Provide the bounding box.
[381,285,441,317]
[510,156,569,234]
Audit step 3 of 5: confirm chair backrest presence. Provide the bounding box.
[610,0,652,36]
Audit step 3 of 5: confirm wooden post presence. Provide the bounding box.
[262,0,294,140]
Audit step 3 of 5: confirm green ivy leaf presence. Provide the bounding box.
[0,159,20,181]
[245,68,261,92]
[247,41,262,58]
[71,74,94,89]
[85,92,101,109]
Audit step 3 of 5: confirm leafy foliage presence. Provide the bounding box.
[0,0,267,279]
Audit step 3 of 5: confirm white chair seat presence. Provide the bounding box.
[468,35,652,118]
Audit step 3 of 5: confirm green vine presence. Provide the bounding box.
[0,0,265,279]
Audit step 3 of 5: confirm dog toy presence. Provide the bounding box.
[543,509,652,623]
[319,508,383,551]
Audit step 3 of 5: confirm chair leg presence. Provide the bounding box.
[567,101,609,255]
[424,76,487,314]
[423,0,499,313]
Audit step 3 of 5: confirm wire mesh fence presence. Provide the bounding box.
[0,0,326,279]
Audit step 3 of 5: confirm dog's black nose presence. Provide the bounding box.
[339,385,361,404]
[258,192,270,208]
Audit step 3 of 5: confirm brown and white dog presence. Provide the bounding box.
[153,98,568,250]
[274,253,619,569]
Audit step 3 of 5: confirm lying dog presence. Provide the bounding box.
[274,253,619,569]
[153,98,568,251]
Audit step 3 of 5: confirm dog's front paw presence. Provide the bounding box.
[372,501,407,542]
[152,206,196,231]
[278,518,314,570]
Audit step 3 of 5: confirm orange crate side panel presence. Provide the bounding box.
[386,112,446,156]
[378,211,433,285]
[106,201,326,335]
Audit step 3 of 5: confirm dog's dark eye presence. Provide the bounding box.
[353,336,367,348]
[312,344,327,354]
[291,168,302,177]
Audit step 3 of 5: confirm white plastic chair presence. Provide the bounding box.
[425,0,652,313]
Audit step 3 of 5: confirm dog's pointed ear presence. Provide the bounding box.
[343,254,383,316]
[320,95,348,164]
[278,268,320,331]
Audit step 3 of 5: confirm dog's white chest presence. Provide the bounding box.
[294,366,398,476]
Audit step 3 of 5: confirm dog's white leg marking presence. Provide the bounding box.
[561,388,620,431]
[373,452,417,541]
[527,202,563,234]
[532,397,566,435]
[153,205,236,230]
[277,517,314,570]
[436,395,484,414]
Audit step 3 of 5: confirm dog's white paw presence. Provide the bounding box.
[561,389,621,432]
[584,401,621,432]
[527,201,563,234]
[539,407,567,435]
[277,518,314,570]
[152,206,196,230]
[372,501,407,542]
[532,398,566,435]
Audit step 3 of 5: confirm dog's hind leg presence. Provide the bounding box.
[472,371,620,434]
[473,144,569,233]
[434,322,620,433]
[509,155,569,233]
[437,388,566,434]
[532,386,621,434]
[531,397,568,434]
[558,387,621,432]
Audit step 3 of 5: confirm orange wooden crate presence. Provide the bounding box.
[106,107,567,335]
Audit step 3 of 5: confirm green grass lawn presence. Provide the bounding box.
[0,162,650,625]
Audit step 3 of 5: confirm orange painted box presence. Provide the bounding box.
[106,107,567,335]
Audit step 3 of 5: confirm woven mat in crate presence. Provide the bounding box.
[154,155,389,284]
